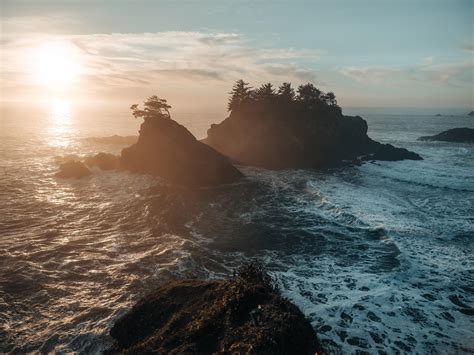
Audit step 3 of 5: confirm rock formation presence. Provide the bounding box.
[85,152,120,170]
[107,264,323,354]
[204,97,422,169]
[55,160,91,179]
[121,96,243,186]
[418,128,474,143]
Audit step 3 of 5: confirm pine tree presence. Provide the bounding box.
[277,82,295,101]
[296,83,322,102]
[228,79,252,111]
[254,83,276,101]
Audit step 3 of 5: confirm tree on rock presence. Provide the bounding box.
[254,83,277,101]
[323,92,337,106]
[131,95,172,121]
[277,82,295,101]
[228,79,252,111]
[296,83,322,103]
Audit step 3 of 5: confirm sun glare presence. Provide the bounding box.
[33,40,82,89]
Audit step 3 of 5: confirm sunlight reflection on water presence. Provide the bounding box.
[47,99,74,148]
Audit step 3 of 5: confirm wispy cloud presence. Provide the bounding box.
[2,30,323,94]
[339,59,473,87]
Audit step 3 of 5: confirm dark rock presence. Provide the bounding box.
[85,152,120,170]
[107,263,323,354]
[468,111,474,116]
[418,128,474,143]
[121,117,243,186]
[203,101,421,169]
[55,160,91,179]
[363,143,422,161]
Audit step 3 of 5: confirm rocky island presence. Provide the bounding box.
[120,96,243,186]
[204,80,422,169]
[418,127,474,143]
[107,263,323,354]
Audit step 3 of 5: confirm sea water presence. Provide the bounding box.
[0,102,473,353]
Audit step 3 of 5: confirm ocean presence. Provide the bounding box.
[1,101,473,353]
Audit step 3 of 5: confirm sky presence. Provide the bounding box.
[1,0,473,111]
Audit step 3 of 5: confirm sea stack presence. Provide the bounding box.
[121,96,243,186]
[418,127,474,143]
[204,81,422,169]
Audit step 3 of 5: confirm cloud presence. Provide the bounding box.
[339,59,473,87]
[462,43,474,53]
[1,30,323,96]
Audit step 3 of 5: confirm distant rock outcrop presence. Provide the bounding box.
[121,115,243,186]
[468,111,474,116]
[85,152,120,170]
[418,128,474,143]
[107,264,323,354]
[204,99,422,169]
[55,160,91,179]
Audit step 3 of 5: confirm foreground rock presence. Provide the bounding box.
[55,160,91,178]
[204,101,422,169]
[418,128,474,143]
[121,115,243,186]
[107,264,323,354]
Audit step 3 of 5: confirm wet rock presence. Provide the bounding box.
[121,115,243,186]
[418,127,474,143]
[107,263,323,354]
[363,143,422,161]
[55,160,91,179]
[85,152,120,170]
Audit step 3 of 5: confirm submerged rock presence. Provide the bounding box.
[121,116,243,186]
[84,152,120,170]
[418,128,474,143]
[204,101,422,169]
[55,160,91,179]
[107,264,323,354]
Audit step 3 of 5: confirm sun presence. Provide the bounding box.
[33,40,82,89]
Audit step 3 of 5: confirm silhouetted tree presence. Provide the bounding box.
[228,79,253,111]
[277,82,295,101]
[322,92,337,106]
[296,83,322,102]
[254,83,276,101]
[131,95,172,120]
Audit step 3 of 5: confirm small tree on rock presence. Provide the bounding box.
[131,95,172,121]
